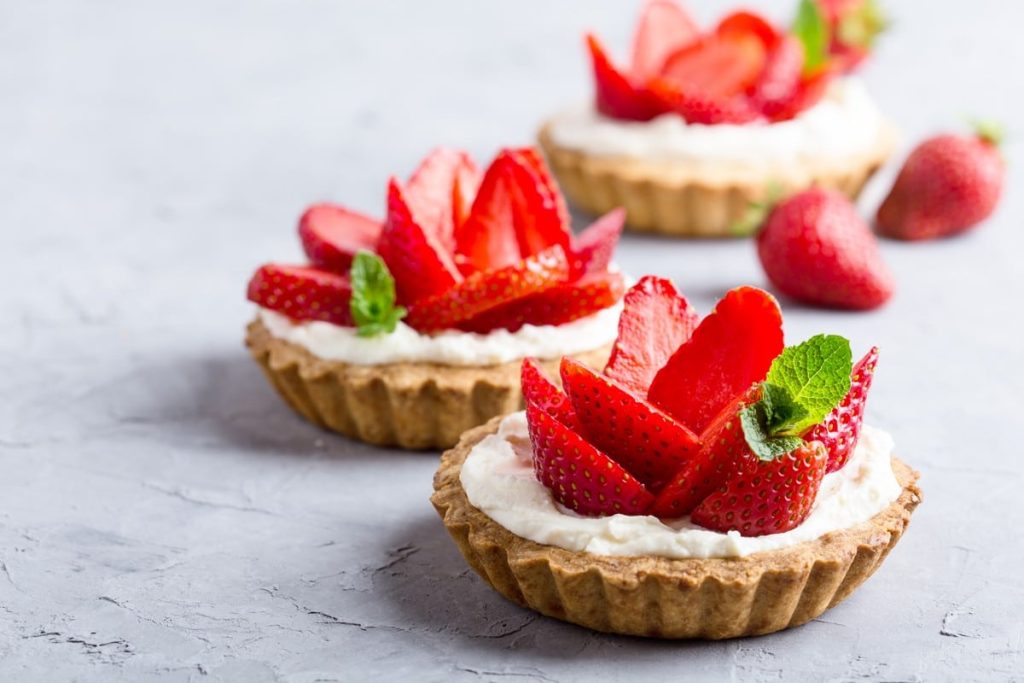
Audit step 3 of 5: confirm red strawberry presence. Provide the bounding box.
[561,357,699,492]
[378,178,462,305]
[247,264,353,325]
[756,187,894,310]
[405,246,569,331]
[406,147,478,251]
[630,0,700,81]
[458,271,624,334]
[758,66,833,122]
[660,33,767,100]
[521,358,577,428]
[570,208,626,277]
[509,147,571,236]
[750,35,804,117]
[587,34,668,122]
[819,0,886,73]
[690,440,828,536]
[876,128,1005,241]
[648,287,783,434]
[650,387,756,517]
[453,154,522,273]
[715,10,779,49]
[805,346,878,472]
[298,203,382,274]
[504,149,572,259]
[604,276,699,396]
[452,163,480,234]
[648,79,759,125]
[526,403,654,517]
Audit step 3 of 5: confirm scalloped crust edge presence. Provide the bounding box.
[245,319,611,450]
[537,123,896,238]
[432,416,922,638]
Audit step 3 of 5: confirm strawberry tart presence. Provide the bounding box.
[538,0,896,237]
[433,277,920,638]
[245,147,627,449]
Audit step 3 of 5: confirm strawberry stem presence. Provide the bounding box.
[971,119,1006,147]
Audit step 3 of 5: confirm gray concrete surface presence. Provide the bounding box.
[1,0,1022,680]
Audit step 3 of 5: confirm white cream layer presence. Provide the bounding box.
[547,78,888,170]
[258,302,621,366]
[460,412,902,559]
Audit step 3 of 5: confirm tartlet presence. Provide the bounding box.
[245,147,627,449]
[539,0,895,237]
[432,277,921,637]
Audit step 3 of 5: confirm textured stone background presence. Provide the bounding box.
[1,1,1022,681]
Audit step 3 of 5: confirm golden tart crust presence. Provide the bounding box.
[245,319,611,450]
[537,122,896,238]
[432,416,922,639]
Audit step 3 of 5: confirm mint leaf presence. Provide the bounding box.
[741,401,806,462]
[766,334,852,433]
[349,251,406,337]
[760,383,810,435]
[793,0,830,73]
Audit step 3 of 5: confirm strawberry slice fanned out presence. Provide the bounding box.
[648,286,783,434]
[504,149,573,260]
[648,79,760,125]
[526,403,654,517]
[650,387,756,518]
[630,0,701,81]
[560,357,699,492]
[659,33,767,100]
[509,147,571,238]
[405,245,569,332]
[587,34,668,122]
[406,147,479,252]
[247,264,353,326]
[453,154,522,273]
[377,178,462,306]
[521,358,577,428]
[604,276,699,396]
[805,346,879,472]
[691,440,828,536]
[458,271,624,334]
[298,203,382,274]
[570,208,626,278]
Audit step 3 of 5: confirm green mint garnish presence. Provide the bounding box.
[349,251,406,337]
[792,0,830,73]
[741,334,853,461]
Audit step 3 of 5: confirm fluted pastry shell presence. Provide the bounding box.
[538,122,895,238]
[245,319,611,450]
[432,417,922,638]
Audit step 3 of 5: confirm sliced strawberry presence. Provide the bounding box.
[630,0,701,81]
[459,270,623,334]
[505,150,572,259]
[648,79,760,125]
[715,10,780,50]
[691,440,828,536]
[570,208,625,278]
[521,358,576,428]
[751,34,804,115]
[604,276,699,396]
[648,287,783,434]
[650,387,756,517]
[405,245,568,331]
[453,153,522,273]
[452,162,481,234]
[561,357,699,492]
[298,203,382,274]
[378,178,462,305]
[247,264,353,326]
[805,346,879,472]
[760,65,834,122]
[587,34,668,122]
[660,34,767,100]
[406,147,478,251]
[526,403,654,517]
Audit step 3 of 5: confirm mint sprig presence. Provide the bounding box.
[792,0,830,73]
[349,251,407,337]
[742,335,853,461]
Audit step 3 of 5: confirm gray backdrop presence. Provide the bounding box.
[1,1,1021,681]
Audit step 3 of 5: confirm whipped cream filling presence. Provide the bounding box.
[460,412,902,559]
[258,302,621,366]
[547,78,889,170]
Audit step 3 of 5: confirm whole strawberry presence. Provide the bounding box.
[876,124,1005,241]
[757,188,894,310]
